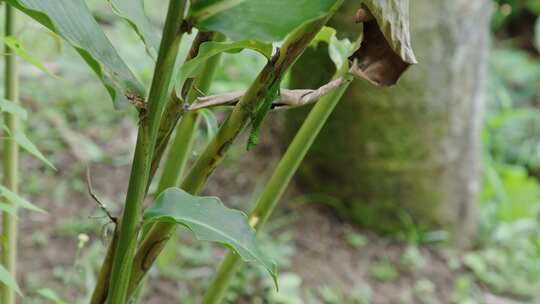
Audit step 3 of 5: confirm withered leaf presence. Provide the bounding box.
[350,0,417,86]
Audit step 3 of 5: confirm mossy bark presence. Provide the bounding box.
[288,0,491,246]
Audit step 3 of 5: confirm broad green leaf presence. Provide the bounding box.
[176,40,272,95]
[0,185,46,213]
[109,0,160,59]
[189,0,337,42]
[3,36,56,77]
[6,0,144,107]
[6,128,55,170]
[144,188,277,286]
[199,109,218,141]
[0,264,21,295]
[350,0,417,86]
[0,98,27,120]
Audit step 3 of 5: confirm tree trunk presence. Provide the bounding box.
[287,0,491,246]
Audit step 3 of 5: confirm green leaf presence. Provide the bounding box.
[144,188,277,287]
[199,109,218,141]
[36,288,67,304]
[189,0,338,42]
[0,184,46,213]
[3,36,56,77]
[176,40,272,95]
[310,26,336,47]
[0,264,21,295]
[6,0,144,107]
[312,27,360,70]
[108,0,160,59]
[6,128,55,170]
[0,98,27,120]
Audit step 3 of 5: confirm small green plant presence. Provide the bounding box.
[0,4,56,303]
[1,0,416,302]
[0,6,19,303]
[369,260,399,282]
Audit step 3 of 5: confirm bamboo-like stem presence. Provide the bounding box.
[149,31,216,183]
[125,3,343,298]
[130,46,223,303]
[157,51,222,194]
[202,71,352,304]
[1,5,18,304]
[105,1,187,303]
[91,31,219,304]
[127,44,224,299]
[90,227,118,304]
[156,112,198,191]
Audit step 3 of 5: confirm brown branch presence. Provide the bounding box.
[187,77,350,111]
[86,166,117,223]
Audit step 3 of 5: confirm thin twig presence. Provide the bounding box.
[186,77,351,111]
[86,166,117,223]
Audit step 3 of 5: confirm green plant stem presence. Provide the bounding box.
[129,47,223,303]
[127,52,223,299]
[149,31,216,183]
[90,227,118,304]
[1,5,18,304]
[126,4,343,298]
[105,1,187,303]
[202,71,351,304]
[157,112,199,191]
[91,31,218,304]
[156,50,223,194]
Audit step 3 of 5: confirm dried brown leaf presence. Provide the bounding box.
[349,0,417,86]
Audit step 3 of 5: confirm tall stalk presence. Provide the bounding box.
[1,5,18,304]
[125,5,343,298]
[157,50,223,194]
[202,71,352,304]
[91,31,220,304]
[131,47,224,304]
[105,0,187,302]
[149,31,215,185]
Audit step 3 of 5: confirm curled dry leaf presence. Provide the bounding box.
[349,0,417,86]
